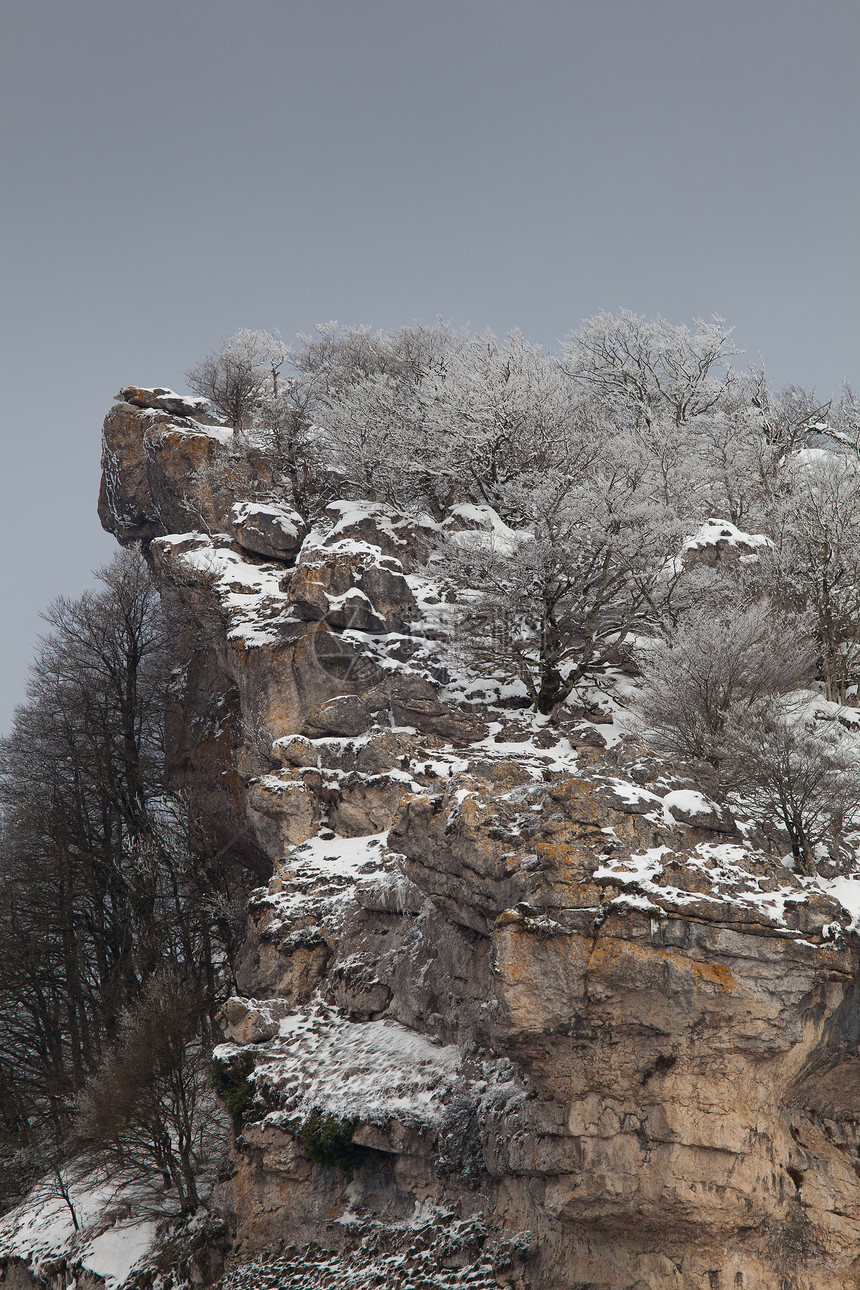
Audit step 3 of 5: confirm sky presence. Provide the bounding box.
[1,0,857,731]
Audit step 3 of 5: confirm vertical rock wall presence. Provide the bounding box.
[95,395,860,1290]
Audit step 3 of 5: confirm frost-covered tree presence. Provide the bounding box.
[419,330,589,514]
[721,701,860,873]
[443,469,680,712]
[253,378,325,516]
[179,311,860,728]
[185,329,289,433]
[312,370,426,508]
[831,381,860,453]
[757,379,832,453]
[634,604,814,768]
[561,310,740,429]
[767,454,860,705]
[695,405,785,529]
[604,414,710,523]
[281,320,468,514]
[311,327,589,518]
[291,318,464,409]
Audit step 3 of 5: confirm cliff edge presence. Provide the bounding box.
[12,388,860,1290]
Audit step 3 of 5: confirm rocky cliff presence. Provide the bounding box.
[42,392,860,1287]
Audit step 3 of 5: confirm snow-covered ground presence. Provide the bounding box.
[592,834,860,936]
[220,1211,512,1290]
[0,1175,158,1289]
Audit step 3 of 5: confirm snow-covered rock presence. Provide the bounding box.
[231,501,308,560]
[88,392,860,1290]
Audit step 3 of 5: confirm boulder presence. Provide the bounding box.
[323,499,437,571]
[290,544,415,632]
[386,674,489,744]
[663,788,732,830]
[100,399,277,542]
[301,694,371,739]
[247,775,320,854]
[222,996,292,1045]
[115,384,215,418]
[231,501,307,561]
[680,516,772,569]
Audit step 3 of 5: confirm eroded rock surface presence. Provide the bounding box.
[87,395,860,1288]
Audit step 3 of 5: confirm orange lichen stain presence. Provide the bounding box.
[538,842,579,867]
[689,960,736,990]
[496,910,522,928]
[494,932,534,985]
[549,778,604,819]
[232,1160,263,1240]
[496,918,740,997]
[495,926,590,985]
[227,765,244,810]
[588,935,738,993]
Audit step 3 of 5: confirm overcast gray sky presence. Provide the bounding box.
[1,0,857,730]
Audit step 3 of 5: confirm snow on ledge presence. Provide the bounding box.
[218,1001,462,1129]
[682,517,771,553]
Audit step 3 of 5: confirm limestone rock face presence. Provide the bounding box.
[289,542,414,632]
[99,398,276,543]
[301,675,488,746]
[85,394,860,1290]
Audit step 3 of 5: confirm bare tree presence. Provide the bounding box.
[0,552,249,1192]
[75,968,225,1216]
[185,330,288,434]
[442,469,679,713]
[561,310,740,429]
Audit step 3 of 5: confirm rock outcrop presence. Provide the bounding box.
[16,393,860,1290]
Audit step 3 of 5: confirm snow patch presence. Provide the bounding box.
[0,1176,158,1289]
[682,517,771,553]
[817,876,860,929]
[81,1221,159,1287]
[219,1003,462,1128]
